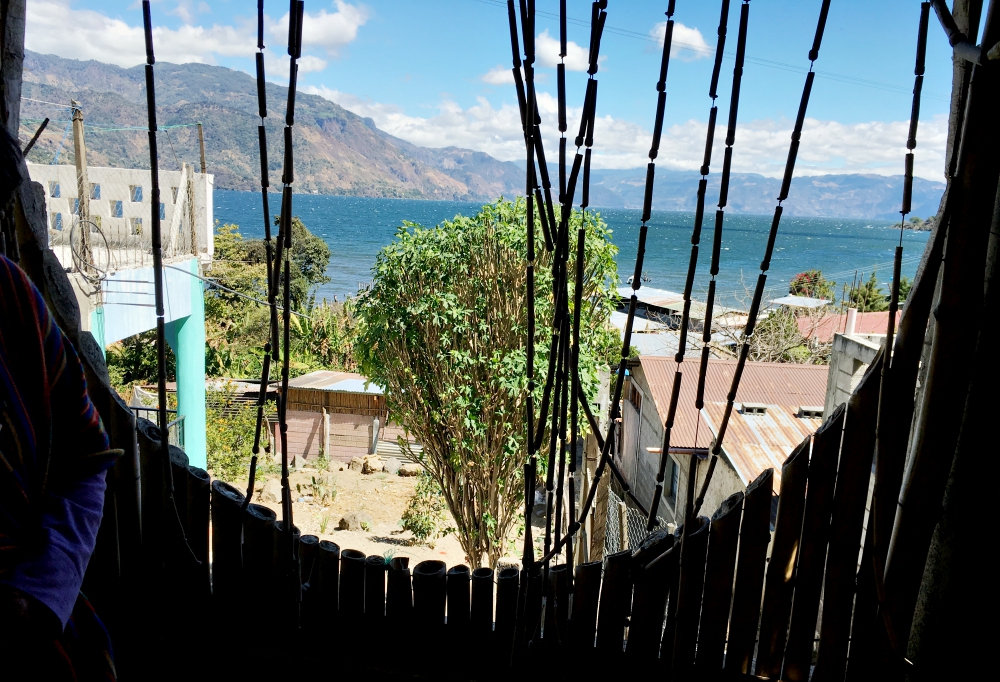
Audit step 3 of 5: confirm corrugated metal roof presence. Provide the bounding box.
[618,286,684,309]
[701,402,821,489]
[286,370,384,394]
[772,295,831,308]
[798,310,898,343]
[638,356,828,451]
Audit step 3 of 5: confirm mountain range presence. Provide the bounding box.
[20,51,944,220]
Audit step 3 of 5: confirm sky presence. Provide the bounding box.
[25,0,963,180]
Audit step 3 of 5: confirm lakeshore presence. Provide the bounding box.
[216,190,932,304]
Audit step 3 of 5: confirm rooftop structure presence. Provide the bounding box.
[772,294,831,308]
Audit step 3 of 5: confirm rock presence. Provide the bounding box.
[382,457,401,475]
[348,457,365,472]
[399,463,422,477]
[260,479,282,503]
[362,455,383,475]
[338,511,374,531]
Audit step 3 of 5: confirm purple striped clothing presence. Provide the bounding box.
[0,254,118,628]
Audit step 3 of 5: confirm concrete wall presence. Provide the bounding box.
[624,365,686,525]
[824,332,882,416]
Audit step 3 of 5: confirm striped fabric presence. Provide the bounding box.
[0,254,118,679]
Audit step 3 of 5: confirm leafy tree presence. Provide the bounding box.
[205,386,274,482]
[897,275,913,302]
[354,198,619,567]
[850,271,890,312]
[789,269,835,300]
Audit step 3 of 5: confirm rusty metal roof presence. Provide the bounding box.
[286,370,384,394]
[637,356,828,451]
[701,402,822,489]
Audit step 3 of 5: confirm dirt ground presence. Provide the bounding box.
[242,461,472,567]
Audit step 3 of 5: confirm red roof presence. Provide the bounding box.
[797,310,899,343]
[638,357,828,450]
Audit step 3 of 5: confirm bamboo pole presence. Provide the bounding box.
[298,534,319,629]
[754,443,809,675]
[724,468,773,674]
[495,566,520,662]
[544,563,570,645]
[778,404,846,681]
[386,556,412,622]
[184,466,210,598]
[364,555,386,624]
[626,530,676,660]
[413,559,447,649]
[314,540,341,627]
[243,503,277,620]
[339,549,366,617]
[595,549,632,655]
[470,566,494,638]
[670,515,710,677]
[569,560,601,653]
[695,491,745,670]
[210,480,245,605]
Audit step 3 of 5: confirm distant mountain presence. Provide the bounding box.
[20,51,524,201]
[582,167,945,221]
[21,51,945,219]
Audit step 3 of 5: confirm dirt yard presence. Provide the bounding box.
[242,460,471,567]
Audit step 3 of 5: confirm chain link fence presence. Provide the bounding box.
[602,488,669,557]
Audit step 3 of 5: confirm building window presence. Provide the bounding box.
[51,213,63,231]
[129,185,143,202]
[666,456,679,507]
[171,187,179,203]
[160,203,166,220]
[131,217,143,235]
[90,183,101,200]
[110,200,123,218]
[48,181,61,198]
[70,198,80,215]
[93,215,102,228]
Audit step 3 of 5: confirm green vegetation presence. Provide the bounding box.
[789,269,836,300]
[401,471,456,547]
[849,271,890,312]
[355,198,619,566]
[205,388,272,483]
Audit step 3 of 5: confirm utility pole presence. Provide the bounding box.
[197,122,206,173]
[71,100,91,266]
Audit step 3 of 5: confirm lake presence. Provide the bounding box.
[215,191,931,306]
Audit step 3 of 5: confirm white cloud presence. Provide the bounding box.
[650,21,712,61]
[271,0,369,56]
[481,65,515,85]
[25,0,364,70]
[306,84,948,181]
[535,29,592,71]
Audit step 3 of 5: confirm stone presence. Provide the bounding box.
[382,457,401,475]
[399,463,422,477]
[338,511,374,531]
[348,457,365,472]
[260,478,282,503]
[362,455,382,475]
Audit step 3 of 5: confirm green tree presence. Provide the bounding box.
[850,271,890,312]
[354,198,619,567]
[789,269,835,300]
[897,275,913,302]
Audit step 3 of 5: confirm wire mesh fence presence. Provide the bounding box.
[603,488,669,557]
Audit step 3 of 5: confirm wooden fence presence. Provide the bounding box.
[68,349,885,679]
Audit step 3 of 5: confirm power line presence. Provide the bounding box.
[469,0,949,102]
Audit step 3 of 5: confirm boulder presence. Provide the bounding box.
[260,478,282,503]
[362,455,383,475]
[338,511,374,531]
[382,457,401,475]
[348,457,365,472]
[399,463,422,477]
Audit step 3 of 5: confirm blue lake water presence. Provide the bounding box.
[215,191,931,306]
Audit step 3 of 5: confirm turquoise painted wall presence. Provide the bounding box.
[164,260,207,469]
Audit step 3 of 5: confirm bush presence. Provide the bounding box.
[401,471,455,546]
[206,388,273,482]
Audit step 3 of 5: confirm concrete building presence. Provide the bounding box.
[28,162,214,467]
[618,356,827,526]
[822,308,890,416]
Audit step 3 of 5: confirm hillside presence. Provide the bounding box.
[20,51,945,218]
[20,51,524,201]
